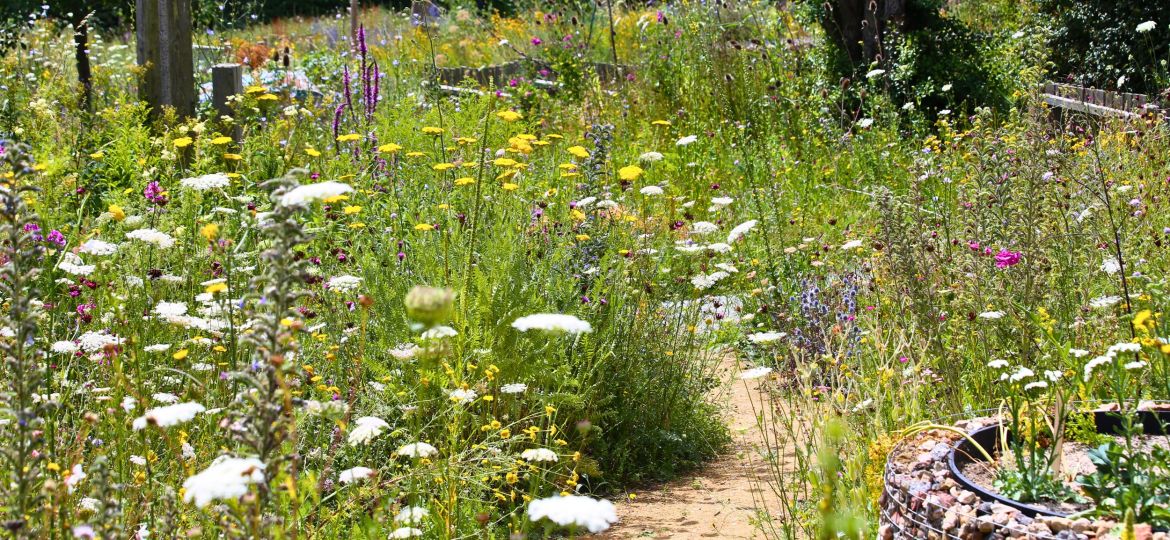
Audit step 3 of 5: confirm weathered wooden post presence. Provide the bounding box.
[351,0,360,43]
[136,0,195,118]
[212,63,243,140]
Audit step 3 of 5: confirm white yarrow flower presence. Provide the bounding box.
[747,331,786,344]
[1137,20,1156,33]
[640,185,664,196]
[79,239,118,255]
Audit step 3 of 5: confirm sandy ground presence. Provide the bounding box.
[591,355,791,539]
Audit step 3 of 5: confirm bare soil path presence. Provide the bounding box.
[592,354,789,539]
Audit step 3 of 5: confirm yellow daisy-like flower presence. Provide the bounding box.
[421,126,445,135]
[336,133,361,142]
[455,137,478,145]
[545,134,563,140]
[323,194,349,204]
[378,143,402,153]
[455,177,476,186]
[618,165,644,181]
[223,153,242,161]
[173,349,189,360]
[258,93,279,101]
[575,234,590,241]
[414,223,435,231]
[343,205,362,215]
[558,163,578,170]
[652,120,672,126]
[205,282,228,294]
[173,137,193,148]
[493,157,518,167]
[211,136,233,145]
[496,110,522,122]
[532,140,550,147]
[502,183,519,191]
[245,85,267,94]
[109,204,126,222]
[433,162,456,171]
[305,147,321,157]
[515,134,537,141]
[567,146,589,158]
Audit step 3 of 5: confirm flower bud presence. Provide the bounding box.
[404,286,455,326]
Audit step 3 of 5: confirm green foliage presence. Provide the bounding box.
[1039,0,1170,95]
[1079,441,1170,528]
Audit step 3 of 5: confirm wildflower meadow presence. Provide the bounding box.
[2,0,1170,538]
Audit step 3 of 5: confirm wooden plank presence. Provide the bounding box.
[1042,94,1141,119]
[136,0,195,118]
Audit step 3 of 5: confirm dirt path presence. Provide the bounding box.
[593,354,790,539]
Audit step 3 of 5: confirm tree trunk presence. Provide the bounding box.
[827,0,906,69]
[74,21,92,112]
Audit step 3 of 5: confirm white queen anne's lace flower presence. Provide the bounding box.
[739,366,773,380]
[280,181,354,207]
[180,173,230,191]
[125,228,176,249]
[327,275,362,293]
[726,220,757,244]
[182,456,266,507]
[527,495,618,533]
[500,383,527,394]
[396,442,438,458]
[79,238,118,255]
[132,402,206,430]
[747,331,786,344]
[512,314,593,335]
[337,466,376,484]
[521,448,559,462]
[347,416,389,446]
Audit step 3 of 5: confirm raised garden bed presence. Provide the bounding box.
[880,406,1170,540]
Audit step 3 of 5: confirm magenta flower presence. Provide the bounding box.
[994,249,1021,268]
[530,37,542,46]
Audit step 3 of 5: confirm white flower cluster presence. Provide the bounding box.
[512,314,592,335]
[179,173,230,191]
[527,495,618,533]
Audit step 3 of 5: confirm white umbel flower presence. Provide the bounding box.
[388,528,423,538]
[279,181,354,207]
[182,456,266,507]
[180,173,230,191]
[512,314,593,335]
[739,366,773,380]
[395,506,429,524]
[726,219,757,243]
[676,135,697,146]
[57,253,95,276]
[1137,20,1156,33]
[327,275,362,293]
[132,402,206,430]
[500,383,528,394]
[154,301,188,317]
[125,228,176,249]
[348,416,389,446]
[521,448,559,463]
[396,442,438,458]
[527,495,618,534]
[747,331,786,344]
[690,221,719,235]
[338,466,376,484]
[79,239,118,255]
[639,185,664,196]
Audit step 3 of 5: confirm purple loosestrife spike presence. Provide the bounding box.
[343,65,354,115]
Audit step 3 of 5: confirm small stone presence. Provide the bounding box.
[1028,522,1052,536]
[957,490,978,505]
[1070,519,1092,534]
[1134,523,1153,540]
[976,517,996,533]
[1039,516,1072,533]
[879,524,894,540]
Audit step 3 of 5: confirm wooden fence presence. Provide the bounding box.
[1040,82,1158,120]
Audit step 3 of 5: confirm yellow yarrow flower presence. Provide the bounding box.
[414,223,435,231]
[618,165,644,181]
[378,143,402,153]
[433,162,456,171]
[567,146,589,158]
[496,110,522,122]
[199,223,219,241]
[173,137,193,148]
[455,177,476,186]
[109,204,126,222]
[336,133,361,142]
[211,136,233,145]
[343,205,362,215]
[421,126,444,135]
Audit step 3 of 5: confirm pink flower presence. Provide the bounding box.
[994,249,1021,268]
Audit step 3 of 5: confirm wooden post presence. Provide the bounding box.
[136,0,195,118]
[212,63,243,140]
[351,0,360,44]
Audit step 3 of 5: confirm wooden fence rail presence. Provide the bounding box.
[1040,82,1158,120]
